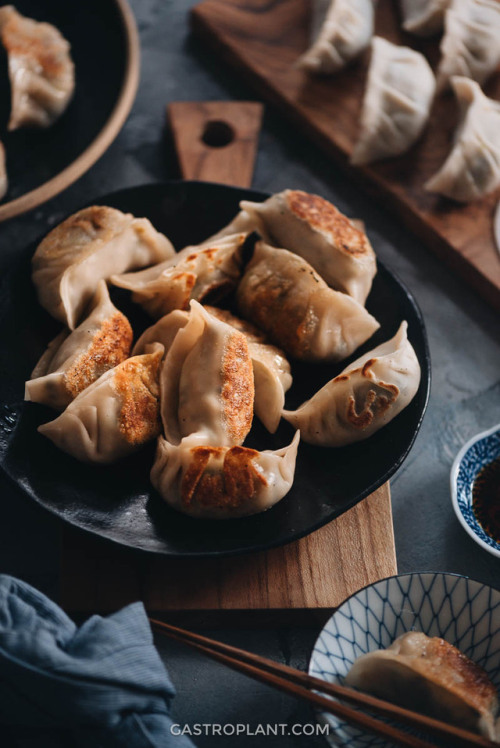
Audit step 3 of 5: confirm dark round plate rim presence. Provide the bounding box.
[0,181,431,557]
[0,0,140,223]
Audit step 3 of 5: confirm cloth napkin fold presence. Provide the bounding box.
[0,574,194,747]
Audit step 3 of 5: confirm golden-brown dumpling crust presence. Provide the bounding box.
[114,355,162,447]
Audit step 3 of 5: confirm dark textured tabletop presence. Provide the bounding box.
[0,1,499,746]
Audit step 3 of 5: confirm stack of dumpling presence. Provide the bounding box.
[298,0,500,202]
[26,191,421,520]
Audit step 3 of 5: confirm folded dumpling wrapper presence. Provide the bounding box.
[151,430,300,519]
[38,346,163,464]
[26,280,133,410]
[0,5,75,130]
[399,0,451,36]
[32,206,175,329]
[346,631,499,741]
[237,240,380,363]
[282,322,420,446]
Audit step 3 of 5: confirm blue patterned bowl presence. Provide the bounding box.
[309,572,500,747]
[451,424,500,558]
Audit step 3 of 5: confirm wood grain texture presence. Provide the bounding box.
[191,0,500,311]
[169,101,263,187]
[60,484,396,624]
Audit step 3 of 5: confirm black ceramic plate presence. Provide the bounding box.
[0,182,430,557]
[0,0,138,221]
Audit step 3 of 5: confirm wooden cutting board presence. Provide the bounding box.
[60,101,397,624]
[191,0,500,312]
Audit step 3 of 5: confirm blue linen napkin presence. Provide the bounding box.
[0,574,195,747]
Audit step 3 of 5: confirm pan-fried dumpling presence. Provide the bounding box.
[132,309,189,356]
[38,346,163,464]
[0,6,75,130]
[425,77,500,202]
[436,0,500,92]
[237,240,379,363]
[352,37,436,166]
[151,430,300,519]
[297,0,375,75]
[240,190,377,304]
[25,280,133,410]
[161,301,254,447]
[399,0,451,36]
[282,322,420,446]
[0,141,6,200]
[111,233,245,319]
[32,206,175,329]
[205,306,292,434]
[345,632,499,741]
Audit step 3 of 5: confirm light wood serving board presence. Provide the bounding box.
[60,101,397,624]
[191,0,500,312]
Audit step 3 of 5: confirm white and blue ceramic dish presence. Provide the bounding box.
[309,572,500,747]
[451,424,500,558]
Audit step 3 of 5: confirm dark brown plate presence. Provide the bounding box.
[0,181,430,556]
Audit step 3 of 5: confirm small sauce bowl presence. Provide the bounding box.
[451,423,500,558]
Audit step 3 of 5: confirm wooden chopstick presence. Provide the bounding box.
[149,618,498,748]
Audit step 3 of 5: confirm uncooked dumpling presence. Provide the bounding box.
[240,190,377,304]
[436,0,500,92]
[0,5,75,130]
[38,346,163,464]
[426,77,500,201]
[151,430,300,519]
[32,206,175,329]
[346,632,499,741]
[352,37,436,165]
[205,306,292,434]
[399,0,451,36]
[111,233,245,319]
[298,0,375,74]
[25,280,133,411]
[282,322,420,446]
[160,301,254,447]
[236,240,380,363]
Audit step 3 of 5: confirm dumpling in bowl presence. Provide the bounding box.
[236,240,380,363]
[25,280,133,411]
[161,301,254,447]
[38,346,163,464]
[32,206,175,329]
[151,430,300,519]
[436,0,500,92]
[111,233,246,319]
[351,37,436,166]
[425,77,500,202]
[0,5,75,130]
[346,631,499,741]
[282,322,420,446]
[297,0,375,75]
[399,0,451,36]
[240,190,377,304]
[205,306,292,434]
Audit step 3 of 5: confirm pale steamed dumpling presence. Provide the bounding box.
[38,346,163,464]
[240,190,377,304]
[0,5,75,130]
[111,232,245,319]
[436,0,500,92]
[151,430,300,519]
[352,37,436,166]
[282,322,420,446]
[399,0,451,36]
[236,240,380,363]
[298,0,375,74]
[346,632,499,741]
[25,280,133,411]
[32,206,175,329]
[426,77,500,202]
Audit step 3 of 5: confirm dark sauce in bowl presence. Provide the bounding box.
[473,456,500,542]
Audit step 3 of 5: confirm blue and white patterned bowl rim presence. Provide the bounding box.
[309,571,500,748]
[450,423,500,558]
